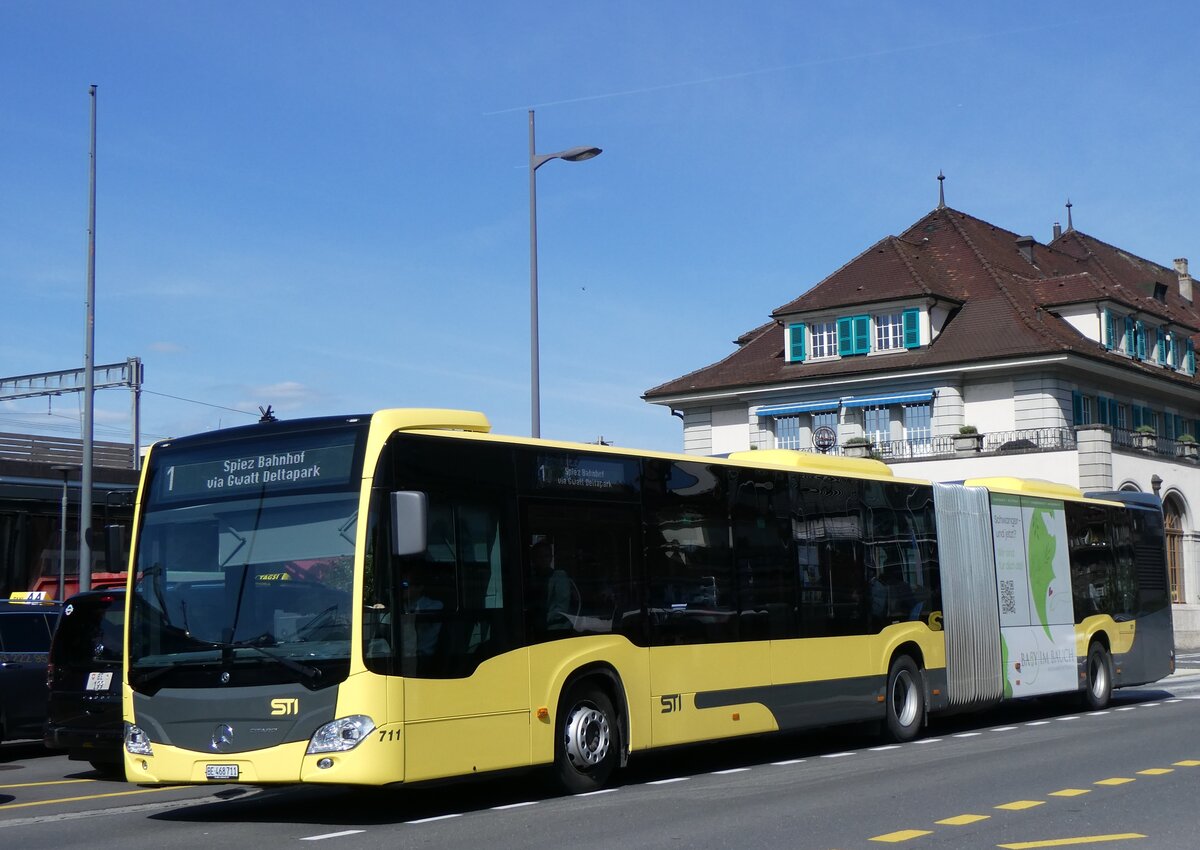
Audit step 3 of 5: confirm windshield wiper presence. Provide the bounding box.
[226,634,324,688]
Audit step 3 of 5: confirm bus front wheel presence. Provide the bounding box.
[884,656,925,743]
[1082,641,1113,710]
[555,684,619,794]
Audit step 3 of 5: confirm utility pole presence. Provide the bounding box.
[81,84,97,592]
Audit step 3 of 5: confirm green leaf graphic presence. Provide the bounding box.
[1028,509,1056,639]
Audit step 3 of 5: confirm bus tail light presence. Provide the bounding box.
[307,715,375,754]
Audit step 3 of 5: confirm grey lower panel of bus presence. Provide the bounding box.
[693,667,948,731]
[132,683,338,754]
[933,482,1003,709]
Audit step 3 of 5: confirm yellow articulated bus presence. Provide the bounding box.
[121,409,1175,791]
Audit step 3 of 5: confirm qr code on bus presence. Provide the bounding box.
[1000,579,1016,615]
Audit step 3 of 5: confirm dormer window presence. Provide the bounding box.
[786,307,922,363]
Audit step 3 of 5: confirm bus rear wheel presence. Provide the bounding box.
[884,656,925,743]
[1082,641,1112,710]
[555,684,619,794]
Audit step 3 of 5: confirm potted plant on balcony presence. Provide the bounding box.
[843,436,874,458]
[1133,424,1157,452]
[1177,433,1198,460]
[953,425,983,454]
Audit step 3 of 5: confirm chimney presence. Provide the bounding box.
[1175,258,1193,303]
[1052,221,1062,240]
[1016,235,1036,265]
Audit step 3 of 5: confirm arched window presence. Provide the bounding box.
[1163,495,1185,604]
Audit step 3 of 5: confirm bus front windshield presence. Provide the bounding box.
[128,425,364,690]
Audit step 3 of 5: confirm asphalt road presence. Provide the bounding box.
[3,671,1200,849]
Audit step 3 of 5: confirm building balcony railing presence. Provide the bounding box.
[792,427,1078,461]
[1111,427,1200,460]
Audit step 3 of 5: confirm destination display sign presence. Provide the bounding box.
[152,437,359,503]
[535,453,638,494]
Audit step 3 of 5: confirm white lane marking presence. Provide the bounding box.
[1088,710,1110,716]
[577,788,618,797]
[870,745,901,752]
[953,732,981,738]
[915,738,943,744]
[491,801,539,810]
[711,768,750,775]
[1142,702,1161,707]
[1166,699,1182,703]
[1060,716,1081,721]
[406,814,463,824]
[648,777,690,785]
[300,830,366,841]
[1025,721,1051,726]
[1116,707,1138,712]
[771,759,806,765]
[991,726,1017,732]
[821,752,856,758]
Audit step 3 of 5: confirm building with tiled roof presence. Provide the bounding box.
[645,201,1200,645]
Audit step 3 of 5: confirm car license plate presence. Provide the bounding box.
[85,672,113,691]
[205,764,239,781]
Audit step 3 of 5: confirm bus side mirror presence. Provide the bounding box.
[105,524,128,573]
[390,491,428,556]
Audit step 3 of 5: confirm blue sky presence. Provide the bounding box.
[2,2,1197,452]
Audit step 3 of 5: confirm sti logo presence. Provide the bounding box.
[270,698,299,716]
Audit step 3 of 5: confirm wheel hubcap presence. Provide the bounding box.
[892,670,919,727]
[1091,655,1109,698]
[563,703,611,770]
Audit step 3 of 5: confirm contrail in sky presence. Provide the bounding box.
[484,20,1069,116]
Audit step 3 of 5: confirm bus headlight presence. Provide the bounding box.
[307,715,375,754]
[125,723,154,756]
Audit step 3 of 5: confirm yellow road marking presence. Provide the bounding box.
[1173,760,1200,767]
[1049,789,1090,797]
[0,779,93,791]
[937,814,989,825]
[1136,769,1172,776]
[996,800,1045,811]
[0,786,176,811]
[997,834,1146,848]
[869,829,933,842]
[1095,778,1134,786]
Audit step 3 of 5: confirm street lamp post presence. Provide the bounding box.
[528,108,601,439]
[52,465,73,601]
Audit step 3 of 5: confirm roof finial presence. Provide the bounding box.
[1065,198,1074,232]
[937,170,946,209]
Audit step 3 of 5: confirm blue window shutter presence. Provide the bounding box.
[1135,321,1146,359]
[1132,405,1143,429]
[1124,316,1134,353]
[837,317,854,356]
[1072,391,1083,426]
[788,323,807,362]
[1156,327,1165,363]
[1104,310,1114,350]
[853,315,870,354]
[1189,339,1196,374]
[1109,398,1119,426]
[902,308,920,349]
[1166,413,1176,440]
[1097,397,1109,426]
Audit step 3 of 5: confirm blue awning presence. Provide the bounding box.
[841,390,934,409]
[756,399,840,417]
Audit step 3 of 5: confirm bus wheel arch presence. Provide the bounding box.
[884,650,926,743]
[553,664,628,793]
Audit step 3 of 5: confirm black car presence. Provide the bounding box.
[44,589,125,774]
[0,594,61,744]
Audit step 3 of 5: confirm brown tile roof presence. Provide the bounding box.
[645,206,1200,401]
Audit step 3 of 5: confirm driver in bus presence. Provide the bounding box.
[531,538,572,631]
